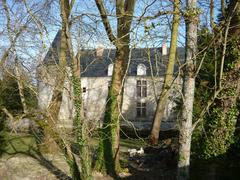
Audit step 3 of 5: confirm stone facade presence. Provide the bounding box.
[38,73,180,130]
[81,75,181,131]
[38,65,74,127]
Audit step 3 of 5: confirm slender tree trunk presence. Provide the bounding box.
[44,33,67,153]
[221,0,225,17]
[15,61,28,114]
[177,0,198,179]
[66,16,93,180]
[59,0,93,179]
[150,0,180,145]
[210,0,215,29]
[44,0,90,179]
[45,0,79,176]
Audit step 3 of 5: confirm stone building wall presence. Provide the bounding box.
[38,65,73,128]
[81,76,181,130]
[38,66,181,131]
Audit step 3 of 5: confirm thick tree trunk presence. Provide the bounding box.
[150,0,180,145]
[96,46,129,175]
[95,0,135,176]
[177,0,198,179]
[226,0,240,149]
[177,78,195,180]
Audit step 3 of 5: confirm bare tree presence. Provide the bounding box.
[42,0,93,179]
[94,0,136,176]
[150,0,181,145]
[177,0,199,179]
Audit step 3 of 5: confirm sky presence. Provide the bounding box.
[0,0,223,67]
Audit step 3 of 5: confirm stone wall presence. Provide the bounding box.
[81,76,181,130]
[37,65,73,128]
[38,67,181,130]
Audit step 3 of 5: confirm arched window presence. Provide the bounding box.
[108,63,113,76]
[137,64,146,76]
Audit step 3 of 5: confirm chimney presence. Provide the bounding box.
[162,42,167,55]
[96,46,104,57]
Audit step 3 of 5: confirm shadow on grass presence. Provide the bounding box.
[30,152,72,180]
[3,133,72,180]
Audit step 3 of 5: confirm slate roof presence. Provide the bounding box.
[80,48,185,77]
[43,30,71,65]
[43,31,185,77]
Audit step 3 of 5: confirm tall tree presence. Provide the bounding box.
[95,0,136,176]
[191,0,240,160]
[45,0,82,179]
[177,0,198,179]
[150,0,180,145]
[45,0,93,179]
[221,0,240,151]
[60,0,93,179]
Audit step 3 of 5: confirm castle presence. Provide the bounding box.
[38,31,183,131]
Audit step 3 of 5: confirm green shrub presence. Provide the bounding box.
[201,107,238,159]
[0,112,6,156]
[0,74,37,114]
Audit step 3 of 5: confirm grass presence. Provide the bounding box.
[120,138,147,150]
[2,131,148,161]
[4,133,38,155]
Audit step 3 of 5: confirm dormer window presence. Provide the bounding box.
[108,63,113,76]
[137,64,146,76]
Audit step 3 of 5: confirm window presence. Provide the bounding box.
[136,80,147,97]
[108,64,113,76]
[137,64,146,76]
[136,102,146,117]
[82,87,86,93]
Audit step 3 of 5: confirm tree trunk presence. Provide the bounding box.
[96,45,129,175]
[44,0,93,179]
[177,0,198,179]
[59,0,93,179]
[221,0,225,17]
[94,0,135,176]
[15,60,28,114]
[44,31,68,153]
[210,0,215,29]
[150,0,180,145]
[67,18,93,180]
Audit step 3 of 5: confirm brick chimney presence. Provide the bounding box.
[96,46,104,57]
[162,42,167,55]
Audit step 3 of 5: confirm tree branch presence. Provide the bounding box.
[95,0,116,45]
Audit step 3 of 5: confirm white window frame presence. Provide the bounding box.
[137,64,147,76]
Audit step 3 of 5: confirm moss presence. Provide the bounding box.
[71,74,92,180]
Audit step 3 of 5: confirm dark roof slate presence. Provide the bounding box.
[43,30,185,77]
[43,30,71,65]
[80,48,185,77]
